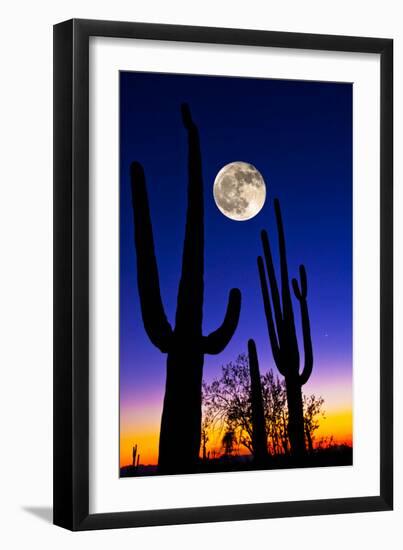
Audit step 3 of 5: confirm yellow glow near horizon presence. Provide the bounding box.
[120,406,353,468]
[120,367,354,467]
[120,428,160,467]
[315,408,353,445]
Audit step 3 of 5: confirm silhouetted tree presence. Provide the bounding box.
[130,104,241,474]
[203,353,324,457]
[303,394,325,453]
[257,198,313,457]
[261,371,289,455]
[222,430,236,456]
[316,435,334,450]
[201,412,212,461]
[203,354,253,454]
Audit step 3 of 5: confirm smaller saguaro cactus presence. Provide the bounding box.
[248,339,268,464]
[132,444,138,467]
[257,198,313,457]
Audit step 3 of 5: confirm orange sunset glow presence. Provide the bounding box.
[120,377,353,468]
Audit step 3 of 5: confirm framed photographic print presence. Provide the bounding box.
[53,19,393,530]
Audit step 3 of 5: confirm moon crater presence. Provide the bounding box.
[213,162,266,221]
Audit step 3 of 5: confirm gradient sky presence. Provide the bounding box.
[119,71,353,466]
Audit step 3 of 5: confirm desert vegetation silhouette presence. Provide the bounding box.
[130,104,242,474]
[257,198,313,457]
[202,352,325,462]
[248,339,268,464]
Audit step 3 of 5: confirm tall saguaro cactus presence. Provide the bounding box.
[131,104,242,474]
[248,339,268,464]
[257,199,313,457]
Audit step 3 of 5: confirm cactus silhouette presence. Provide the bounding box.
[130,104,242,474]
[257,198,313,457]
[132,444,137,467]
[248,339,268,464]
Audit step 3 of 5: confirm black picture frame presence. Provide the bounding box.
[53,18,393,531]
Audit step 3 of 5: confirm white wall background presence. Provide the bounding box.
[0,1,400,547]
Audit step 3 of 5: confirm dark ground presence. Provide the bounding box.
[120,445,352,477]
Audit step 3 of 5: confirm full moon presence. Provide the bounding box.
[213,161,266,221]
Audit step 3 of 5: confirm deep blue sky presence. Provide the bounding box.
[119,71,352,408]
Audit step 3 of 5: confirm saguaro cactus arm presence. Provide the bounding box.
[181,103,201,173]
[261,230,282,330]
[203,288,242,354]
[131,161,173,352]
[257,256,282,372]
[292,265,313,385]
[274,198,295,325]
[175,103,204,332]
[292,264,307,300]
